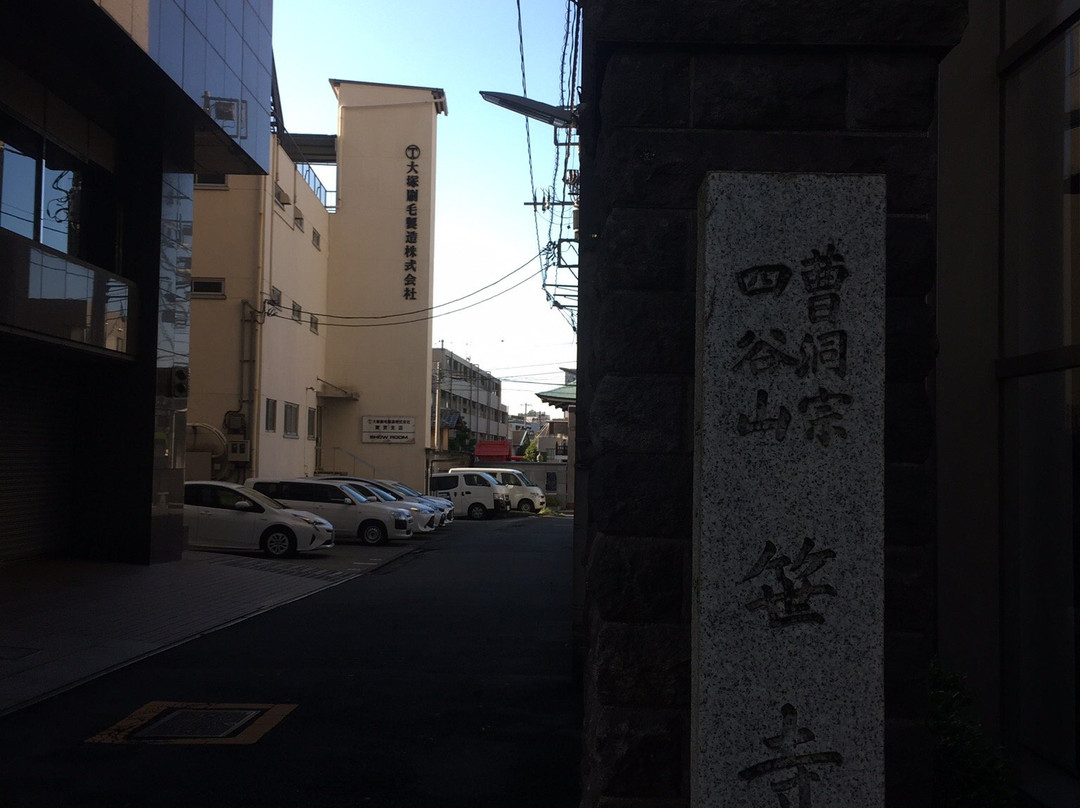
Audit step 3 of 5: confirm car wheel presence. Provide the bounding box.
[467,503,487,521]
[359,521,388,545]
[262,526,296,558]
[517,499,534,513]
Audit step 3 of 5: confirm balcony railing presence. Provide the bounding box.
[0,229,135,354]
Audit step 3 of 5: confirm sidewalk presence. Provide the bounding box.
[0,546,415,717]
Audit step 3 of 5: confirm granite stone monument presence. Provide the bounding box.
[693,172,886,807]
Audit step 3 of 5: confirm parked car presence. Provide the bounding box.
[428,471,511,520]
[448,467,546,512]
[183,481,335,558]
[245,478,414,545]
[376,479,455,524]
[319,477,442,532]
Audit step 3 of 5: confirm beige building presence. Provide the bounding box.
[188,80,446,491]
[431,346,511,446]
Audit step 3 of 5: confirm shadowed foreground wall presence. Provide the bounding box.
[574,2,967,805]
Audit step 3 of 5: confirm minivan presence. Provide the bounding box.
[428,471,510,520]
[449,467,546,512]
[246,478,414,545]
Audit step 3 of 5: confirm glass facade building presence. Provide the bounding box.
[0,0,270,563]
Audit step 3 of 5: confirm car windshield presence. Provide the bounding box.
[391,482,423,497]
[238,486,288,511]
[367,484,401,500]
[517,473,535,487]
[339,485,369,502]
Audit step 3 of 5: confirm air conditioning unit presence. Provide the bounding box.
[227,440,250,462]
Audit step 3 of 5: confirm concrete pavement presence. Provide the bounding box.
[0,515,580,807]
[0,542,417,716]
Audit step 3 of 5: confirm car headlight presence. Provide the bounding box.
[392,509,409,519]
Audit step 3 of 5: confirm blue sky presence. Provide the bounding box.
[272,0,579,416]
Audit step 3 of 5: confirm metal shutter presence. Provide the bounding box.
[0,374,72,560]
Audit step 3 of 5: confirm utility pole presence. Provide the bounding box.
[432,361,441,450]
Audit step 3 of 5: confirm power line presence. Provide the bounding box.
[282,265,547,329]
[516,0,543,263]
[291,250,542,321]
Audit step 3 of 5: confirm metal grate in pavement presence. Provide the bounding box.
[133,708,263,739]
[88,701,297,745]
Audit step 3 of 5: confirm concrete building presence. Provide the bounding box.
[187,133,330,482]
[189,81,446,492]
[431,346,510,446]
[0,0,271,563]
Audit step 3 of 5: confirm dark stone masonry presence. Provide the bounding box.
[574,2,967,805]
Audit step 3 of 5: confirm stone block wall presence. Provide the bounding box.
[575,2,967,805]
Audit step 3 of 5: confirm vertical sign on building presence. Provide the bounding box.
[693,173,885,807]
[403,144,422,301]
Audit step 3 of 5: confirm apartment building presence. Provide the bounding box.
[431,347,510,446]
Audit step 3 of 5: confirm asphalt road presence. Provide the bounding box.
[0,515,580,807]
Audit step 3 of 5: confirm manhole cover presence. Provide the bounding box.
[88,701,296,744]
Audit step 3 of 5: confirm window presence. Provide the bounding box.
[195,173,228,187]
[0,111,118,269]
[307,407,317,440]
[283,402,299,437]
[312,228,321,250]
[273,182,290,209]
[191,277,225,298]
[430,475,458,492]
[293,208,304,231]
[309,314,319,334]
[264,398,277,432]
[291,301,302,322]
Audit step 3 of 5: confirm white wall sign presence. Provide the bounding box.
[362,416,416,444]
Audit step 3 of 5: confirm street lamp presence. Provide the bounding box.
[479,91,577,128]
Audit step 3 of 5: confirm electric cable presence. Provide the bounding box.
[284,264,547,328]
[286,250,543,321]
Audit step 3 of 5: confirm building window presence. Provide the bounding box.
[195,173,228,187]
[307,407,317,440]
[309,314,319,334]
[283,402,299,438]
[0,110,119,270]
[191,277,226,298]
[291,301,302,321]
[293,208,304,231]
[273,182,290,209]
[312,228,321,250]
[265,398,277,432]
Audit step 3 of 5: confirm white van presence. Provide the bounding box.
[428,471,511,520]
[449,467,546,513]
[245,477,414,545]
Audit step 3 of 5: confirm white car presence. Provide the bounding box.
[377,479,455,524]
[321,477,443,531]
[246,478,414,545]
[183,481,335,558]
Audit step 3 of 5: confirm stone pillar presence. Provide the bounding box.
[576,2,966,806]
[694,172,885,805]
